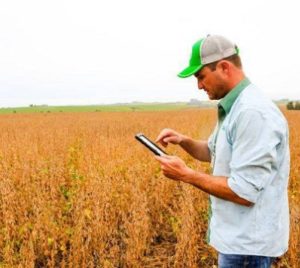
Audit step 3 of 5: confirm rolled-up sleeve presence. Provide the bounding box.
[207,130,216,157]
[227,109,282,203]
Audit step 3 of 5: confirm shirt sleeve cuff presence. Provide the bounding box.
[227,175,261,203]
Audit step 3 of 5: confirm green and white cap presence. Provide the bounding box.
[178,35,239,78]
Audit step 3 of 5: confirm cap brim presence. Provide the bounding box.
[177,65,203,78]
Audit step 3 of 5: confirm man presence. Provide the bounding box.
[155,35,290,268]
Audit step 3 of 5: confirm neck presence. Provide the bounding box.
[226,69,246,90]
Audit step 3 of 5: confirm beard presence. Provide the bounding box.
[206,82,229,100]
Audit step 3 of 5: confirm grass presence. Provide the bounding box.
[0,103,195,114]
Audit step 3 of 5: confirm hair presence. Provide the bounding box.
[205,54,242,71]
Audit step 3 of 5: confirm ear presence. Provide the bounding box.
[217,60,231,76]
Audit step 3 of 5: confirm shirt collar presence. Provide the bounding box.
[218,77,251,116]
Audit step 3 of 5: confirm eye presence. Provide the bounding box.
[198,74,205,80]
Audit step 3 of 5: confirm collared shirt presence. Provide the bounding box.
[207,81,290,257]
[218,78,251,122]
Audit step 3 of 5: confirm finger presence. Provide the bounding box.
[156,136,169,147]
[159,154,174,161]
[154,155,165,163]
[162,137,172,144]
[163,136,181,145]
[155,129,172,143]
[159,154,174,160]
[155,132,167,143]
[155,138,167,147]
[160,141,168,148]
[155,135,162,143]
[154,155,170,165]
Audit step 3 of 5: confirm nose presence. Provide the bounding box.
[198,80,204,90]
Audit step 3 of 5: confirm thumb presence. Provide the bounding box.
[154,154,170,163]
[154,155,164,162]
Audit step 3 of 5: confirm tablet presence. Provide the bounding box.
[135,133,167,156]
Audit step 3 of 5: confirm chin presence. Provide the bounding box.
[208,95,217,100]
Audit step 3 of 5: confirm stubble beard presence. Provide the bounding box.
[207,83,228,100]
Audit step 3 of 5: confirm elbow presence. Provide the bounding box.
[244,200,254,207]
[239,198,254,207]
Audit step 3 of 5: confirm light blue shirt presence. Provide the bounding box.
[207,83,290,257]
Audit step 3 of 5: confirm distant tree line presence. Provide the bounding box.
[187,98,217,107]
[287,101,300,110]
[29,104,48,107]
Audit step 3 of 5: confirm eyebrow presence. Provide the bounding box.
[195,72,205,80]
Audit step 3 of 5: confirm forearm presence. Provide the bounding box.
[180,136,211,162]
[184,169,253,206]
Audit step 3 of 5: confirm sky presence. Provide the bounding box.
[0,0,299,107]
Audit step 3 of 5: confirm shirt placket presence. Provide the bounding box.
[211,105,226,170]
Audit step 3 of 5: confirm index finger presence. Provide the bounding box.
[155,132,165,143]
[155,129,171,145]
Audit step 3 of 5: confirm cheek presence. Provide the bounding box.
[211,75,225,88]
[215,83,228,98]
[204,77,215,88]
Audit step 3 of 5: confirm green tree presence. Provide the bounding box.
[287,101,294,110]
[295,101,300,110]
